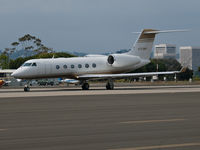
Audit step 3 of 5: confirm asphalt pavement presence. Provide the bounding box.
[0,92,200,150]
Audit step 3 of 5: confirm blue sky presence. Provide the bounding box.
[0,0,200,53]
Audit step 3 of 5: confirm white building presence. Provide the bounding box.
[154,44,176,59]
[180,46,200,74]
[0,69,16,78]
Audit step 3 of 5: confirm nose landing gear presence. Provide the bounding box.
[24,81,31,92]
[24,85,30,92]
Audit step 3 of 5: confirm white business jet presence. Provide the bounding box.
[11,29,186,91]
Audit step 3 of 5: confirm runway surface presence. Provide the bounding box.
[1,84,200,98]
[0,85,200,150]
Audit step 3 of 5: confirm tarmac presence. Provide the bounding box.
[0,85,200,150]
[0,84,200,98]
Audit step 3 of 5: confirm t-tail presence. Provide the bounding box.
[127,29,189,60]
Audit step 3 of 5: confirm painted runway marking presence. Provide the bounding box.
[0,129,7,131]
[120,118,187,124]
[109,142,200,150]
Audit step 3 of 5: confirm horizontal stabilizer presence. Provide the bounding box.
[133,29,190,34]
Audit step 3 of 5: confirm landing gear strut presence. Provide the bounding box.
[106,80,114,90]
[82,82,90,90]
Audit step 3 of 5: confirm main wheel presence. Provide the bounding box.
[106,82,114,90]
[82,83,89,90]
[24,86,30,92]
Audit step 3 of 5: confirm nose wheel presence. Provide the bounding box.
[24,85,30,92]
[24,81,31,92]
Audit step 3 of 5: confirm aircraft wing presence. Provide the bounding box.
[77,68,185,80]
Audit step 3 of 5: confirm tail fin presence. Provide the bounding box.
[128,29,157,59]
[127,29,189,60]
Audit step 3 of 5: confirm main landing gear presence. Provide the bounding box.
[81,80,114,90]
[82,82,90,90]
[106,80,114,90]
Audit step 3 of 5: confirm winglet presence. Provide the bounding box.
[179,67,187,73]
[173,67,187,74]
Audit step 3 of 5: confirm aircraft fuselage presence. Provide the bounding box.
[12,54,149,79]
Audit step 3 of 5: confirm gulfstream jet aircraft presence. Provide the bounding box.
[11,29,186,91]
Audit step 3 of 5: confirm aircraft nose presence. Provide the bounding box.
[11,70,22,78]
[11,71,17,78]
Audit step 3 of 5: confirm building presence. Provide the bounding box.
[154,44,176,59]
[180,46,200,75]
[0,69,16,78]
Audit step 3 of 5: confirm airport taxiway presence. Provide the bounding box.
[0,85,200,150]
[0,84,200,98]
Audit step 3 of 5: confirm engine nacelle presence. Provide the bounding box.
[107,54,141,68]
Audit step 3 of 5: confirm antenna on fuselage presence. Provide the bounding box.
[52,55,55,59]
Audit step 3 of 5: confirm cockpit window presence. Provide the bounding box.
[23,63,32,66]
[32,63,37,66]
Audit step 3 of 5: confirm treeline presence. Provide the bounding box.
[0,34,75,69]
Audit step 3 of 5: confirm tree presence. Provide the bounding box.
[198,67,200,72]
[1,48,15,69]
[132,59,167,73]
[11,42,19,47]
[177,68,193,80]
[10,34,53,57]
[0,53,9,69]
[2,34,55,69]
[9,57,26,69]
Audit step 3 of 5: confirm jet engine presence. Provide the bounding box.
[107,54,141,68]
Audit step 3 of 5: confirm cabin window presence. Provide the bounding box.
[63,65,67,69]
[23,63,32,66]
[71,64,75,69]
[85,64,89,68]
[56,65,60,69]
[32,63,37,67]
[92,63,96,68]
[78,64,82,68]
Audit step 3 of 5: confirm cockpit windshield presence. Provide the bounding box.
[32,63,37,66]
[23,63,32,66]
[22,62,37,67]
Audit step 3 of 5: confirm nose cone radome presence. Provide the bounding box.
[11,69,22,78]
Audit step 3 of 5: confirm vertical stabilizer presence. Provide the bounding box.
[128,29,157,60]
[127,29,188,59]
